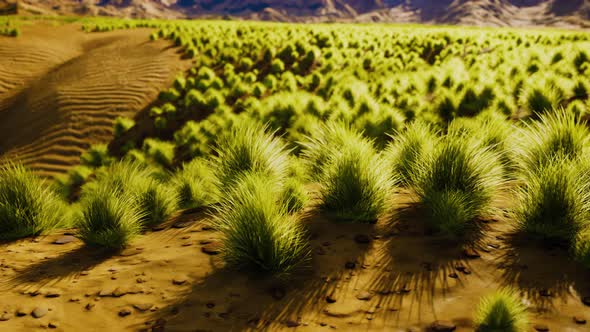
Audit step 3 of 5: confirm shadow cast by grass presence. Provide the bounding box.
[364,203,486,325]
[136,211,378,332]
[3,245,117,290]
[496,232,590,310]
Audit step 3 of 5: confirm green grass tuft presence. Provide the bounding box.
[517,109,589,172]
[414,137,504,238]
[0,164,67,241]
[171,158,220,210]
[385,121,438,187]
[474,288,529,332]
[212,172,311,277]
[514,157,590,246]
[77,186,143,250]
[303,124,392,222]
[214,120,290,187]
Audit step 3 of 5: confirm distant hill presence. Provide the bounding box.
[14,0,590,28]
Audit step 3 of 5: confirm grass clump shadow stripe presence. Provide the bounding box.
[0,164,68,241]
[212,172,311,277]
[302,123,392,223]
[214,120,290,187]
[77,185,143,250]
[474,288,529,332]
[413,136,504,238]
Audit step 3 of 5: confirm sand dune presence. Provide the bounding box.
[0,24,190,177]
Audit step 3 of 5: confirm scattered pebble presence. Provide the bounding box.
[118,308,132,317]
[574,316,587,325]
[448,272,458,279]
[345,261,356,269]
[53,235,76,245]
[133,303,154,312]
[534,323,549,331]
[286,320,301,327]
[462,248,481,259]
[45,291,61,298]
[85,303,95,311]
[326,295,337,303]
[48,322,58,329]
[32,307,48,319]
[15,309,27,317]
[429,320,456,332]
[201,242,222,255]
[356,291,373,301]
[173,221,191,229]
[172,278,187,285]
[0,313,11,321]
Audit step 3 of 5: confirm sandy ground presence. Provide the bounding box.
[0,23,191,177]
[0,191,588,331]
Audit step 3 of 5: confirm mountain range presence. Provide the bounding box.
[12,0,590,27]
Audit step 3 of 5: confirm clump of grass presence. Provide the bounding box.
[0,164,67,240]
[171,158,220,209]
[278,177,308,214]
[214,120,290,187]
[303,124,392,223]
[517,109,589,172]
[300,122,363,181]
[113,117,135,138]
[514,158,590,246]
[474,288,529,332]
[414,137,504,238]
[212,172,311,277]
[83,161,178,228]
[143,138,176,168]
[80,144,114,168]
[77,186,143,250]
[385,121,437,186]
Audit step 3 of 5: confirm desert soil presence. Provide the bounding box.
[0,191,589,331]
[0,23,191,176]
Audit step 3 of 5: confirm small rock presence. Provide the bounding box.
[429,320,456,332]
[286,320,301,328]
[356,291,373,301]
[354,234,371,244]
[45,291,61,298]
[173,221,191,229]
[15,309,27,317]
[48,322,58,329]
[270,287,286,300]
[326,295,337,303]
[345,261,356,269]
[98,289,113,297]
[533,323,549,331]
[133,303,154,312]
[199,239,213,245]
[136,277,146,284]
[448,272,458,279]
[172,278,187,285]
[84,303,95,311]
[152,225,166,232]
[574,316,587,324]
[583,296,590,306]
[0,313,11,321]
[201,242,222,255]
[69,297,80,302]
[32,307,48,319]
[462,248,481,259]
[118,308,132,317]
[53,235,76,245]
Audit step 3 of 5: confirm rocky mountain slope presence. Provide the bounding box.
[13,0,590,27]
